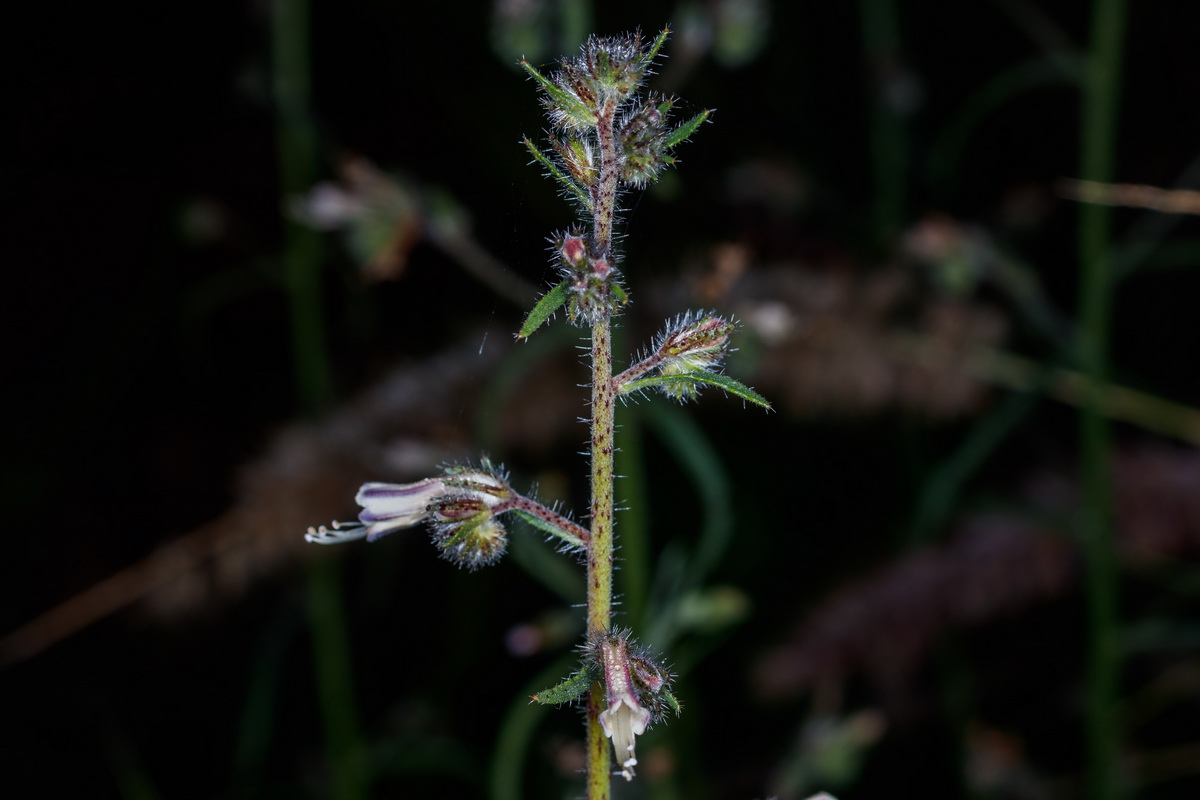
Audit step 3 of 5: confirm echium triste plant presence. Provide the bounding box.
[306,27,769,798]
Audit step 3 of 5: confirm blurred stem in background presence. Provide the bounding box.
[272,0,368,797]
[1076,0,1127,797]
[859,0,908,244]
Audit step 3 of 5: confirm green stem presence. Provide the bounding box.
[304,559,368,798]
[587,317,616,637]
[1077,0,1127,796]
[273,0,331,410]
[859,0,907,243]
[272,0,364,796]
[586,683,611,800]
[505,495,591,548]
[585,314,615,800]
[585,92,622,800]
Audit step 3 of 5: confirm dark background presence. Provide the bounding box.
[6,1,1200,798]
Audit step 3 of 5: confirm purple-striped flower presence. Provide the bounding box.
[304,467,514,547]
[305,478,448,545]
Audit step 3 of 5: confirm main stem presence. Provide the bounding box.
[587,317,615,637]
[585,96,620,800]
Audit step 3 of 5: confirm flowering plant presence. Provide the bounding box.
[307,26,768,798]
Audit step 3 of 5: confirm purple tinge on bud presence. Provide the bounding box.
[355,478,447,541]
[561,234,588,268]
[597,635,653,781]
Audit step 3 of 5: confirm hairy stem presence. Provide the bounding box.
[588,318,616,636]
[613,351,666,389]
[591,97,620,255]
[585,92,622,800]
[586,315,615,800]
[503,495,591,548]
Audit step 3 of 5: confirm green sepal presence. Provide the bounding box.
[519,59,596,128]
[530,663,599,706]
[518,279,571,339]
[511,508,585,550]
[662,689,682,716]
[523,137,592,209]
[644,27,671,65]
[620,369,772,409]
[611,281,629,306]
[664,109,712,149]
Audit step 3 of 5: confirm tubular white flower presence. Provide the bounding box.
[597,636,653,781]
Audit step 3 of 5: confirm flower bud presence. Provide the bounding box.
[556,231,589,270]
[552,137,598,188]
[658,312,734,366]
[648,312,736,400]
[619,101,670,187]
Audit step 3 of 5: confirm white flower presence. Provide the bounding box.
[597,636,653,781]
[304,468,515,546]
[304,478,446,545]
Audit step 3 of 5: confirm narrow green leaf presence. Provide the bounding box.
[511,508,585,550]
[530,664,599,706]
[519,60,595,127]
[523,138,591,209]
[620,370,772,409]
[619,375,672,397]
[688,369,770,407]
[518,280,570,339]
[664,109,712,149]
